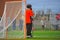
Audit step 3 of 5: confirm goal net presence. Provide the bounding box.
[0,1,25,39]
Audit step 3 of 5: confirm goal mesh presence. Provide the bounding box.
[0,1,25,39]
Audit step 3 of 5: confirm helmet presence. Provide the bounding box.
[26,4,32,8]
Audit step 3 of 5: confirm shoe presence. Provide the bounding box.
[27,36,31,38]
[27,35,32,38]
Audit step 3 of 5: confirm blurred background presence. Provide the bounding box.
[27,0,60,30]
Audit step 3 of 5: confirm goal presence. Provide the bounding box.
[0,1,26,39]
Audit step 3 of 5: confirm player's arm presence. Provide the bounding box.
[30,10,34,21]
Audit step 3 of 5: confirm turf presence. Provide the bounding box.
[5,30,60,40]
[0,30,60,40]
[32,30,60,38]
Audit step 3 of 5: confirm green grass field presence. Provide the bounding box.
[4,30,59,40]
[0,30,60,40]
[27,30,60,40]
[0,26,60,40]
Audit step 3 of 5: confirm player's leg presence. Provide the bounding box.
[30,23,33,37]
[26,23,30,36]
[42,25,44,30]
[26,23,32,38]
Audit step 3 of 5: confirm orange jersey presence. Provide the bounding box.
[26,9,34,24]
